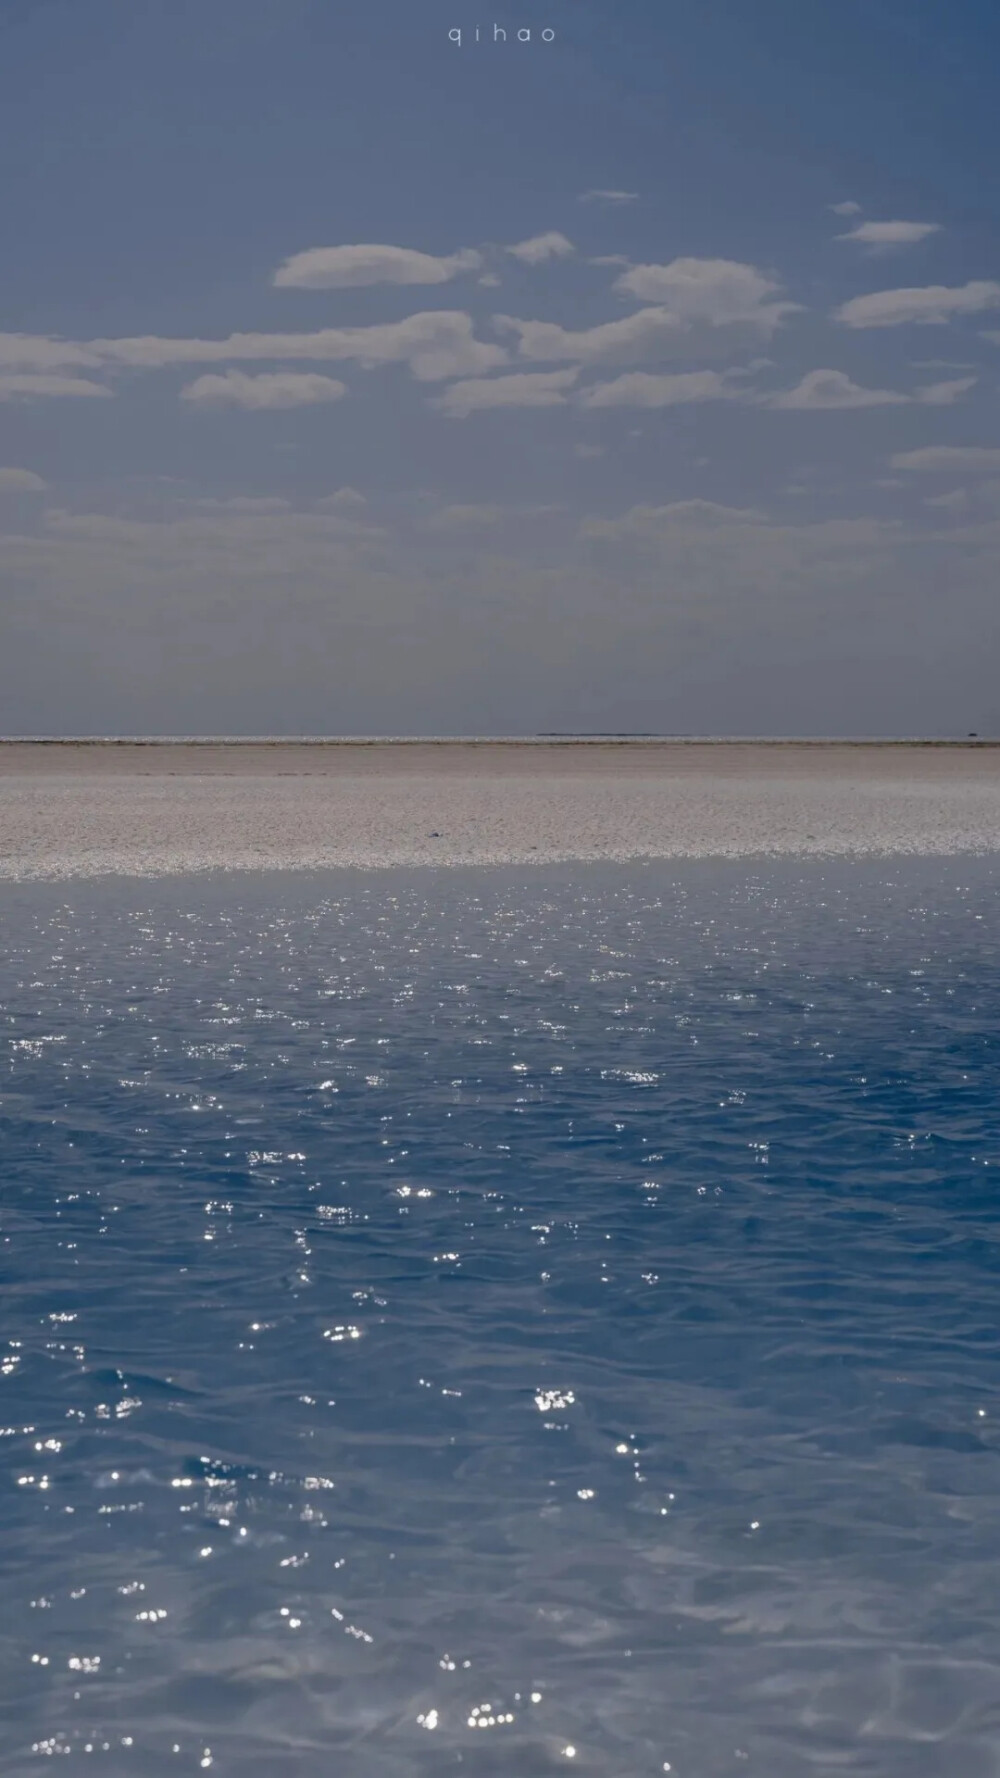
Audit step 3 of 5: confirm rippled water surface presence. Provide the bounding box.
[2,862,999,1778]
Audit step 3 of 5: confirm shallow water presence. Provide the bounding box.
[1,862,999,1777]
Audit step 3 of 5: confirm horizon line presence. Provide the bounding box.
[0,734,997,748]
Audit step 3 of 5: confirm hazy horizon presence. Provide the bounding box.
[2,734,999,746]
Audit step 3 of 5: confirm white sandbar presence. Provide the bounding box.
[1,740,998,880]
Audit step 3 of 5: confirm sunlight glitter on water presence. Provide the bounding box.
[0,861,998,1777]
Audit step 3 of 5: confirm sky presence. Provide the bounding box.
[1,0,999,736]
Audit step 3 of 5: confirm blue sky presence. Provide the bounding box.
[1,0,998,733]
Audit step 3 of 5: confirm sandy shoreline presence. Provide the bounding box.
[2,738,999,775]
[1,741,998,878]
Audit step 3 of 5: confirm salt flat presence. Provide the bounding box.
[1,741,998,879]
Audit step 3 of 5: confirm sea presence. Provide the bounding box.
[1,859,998,1778]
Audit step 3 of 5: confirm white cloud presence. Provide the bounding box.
[578,189,639,205]
[837,220,941,248]
[582,499,764,540]
[506,232,575,265]
[768,369,975,409]
[320,486,367,509]
[273,243,483,289]
[613,257,798,332]
[830,201,862,216]
[769,369,910,409]
[924,480,1000,517]
[0,313,508,384]
[578,503,907,598]
[924,488,972,513]
[0,373,111,400]
[917,376,976,405]
[433,368,579,418]
[0,334,102,370]
[32,506,388,574]
[180,371,348,409]
[100,315,506,382]
[495,307,685,366]
[425,504,505,531]
[0,466,47,491]
[580,369,743,409]
[0,333,151,371]
[891,446,1000,474]
[836,280,1000,328]
[197,495,292,511]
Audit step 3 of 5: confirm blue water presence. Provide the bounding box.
[1,862,999,1778]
